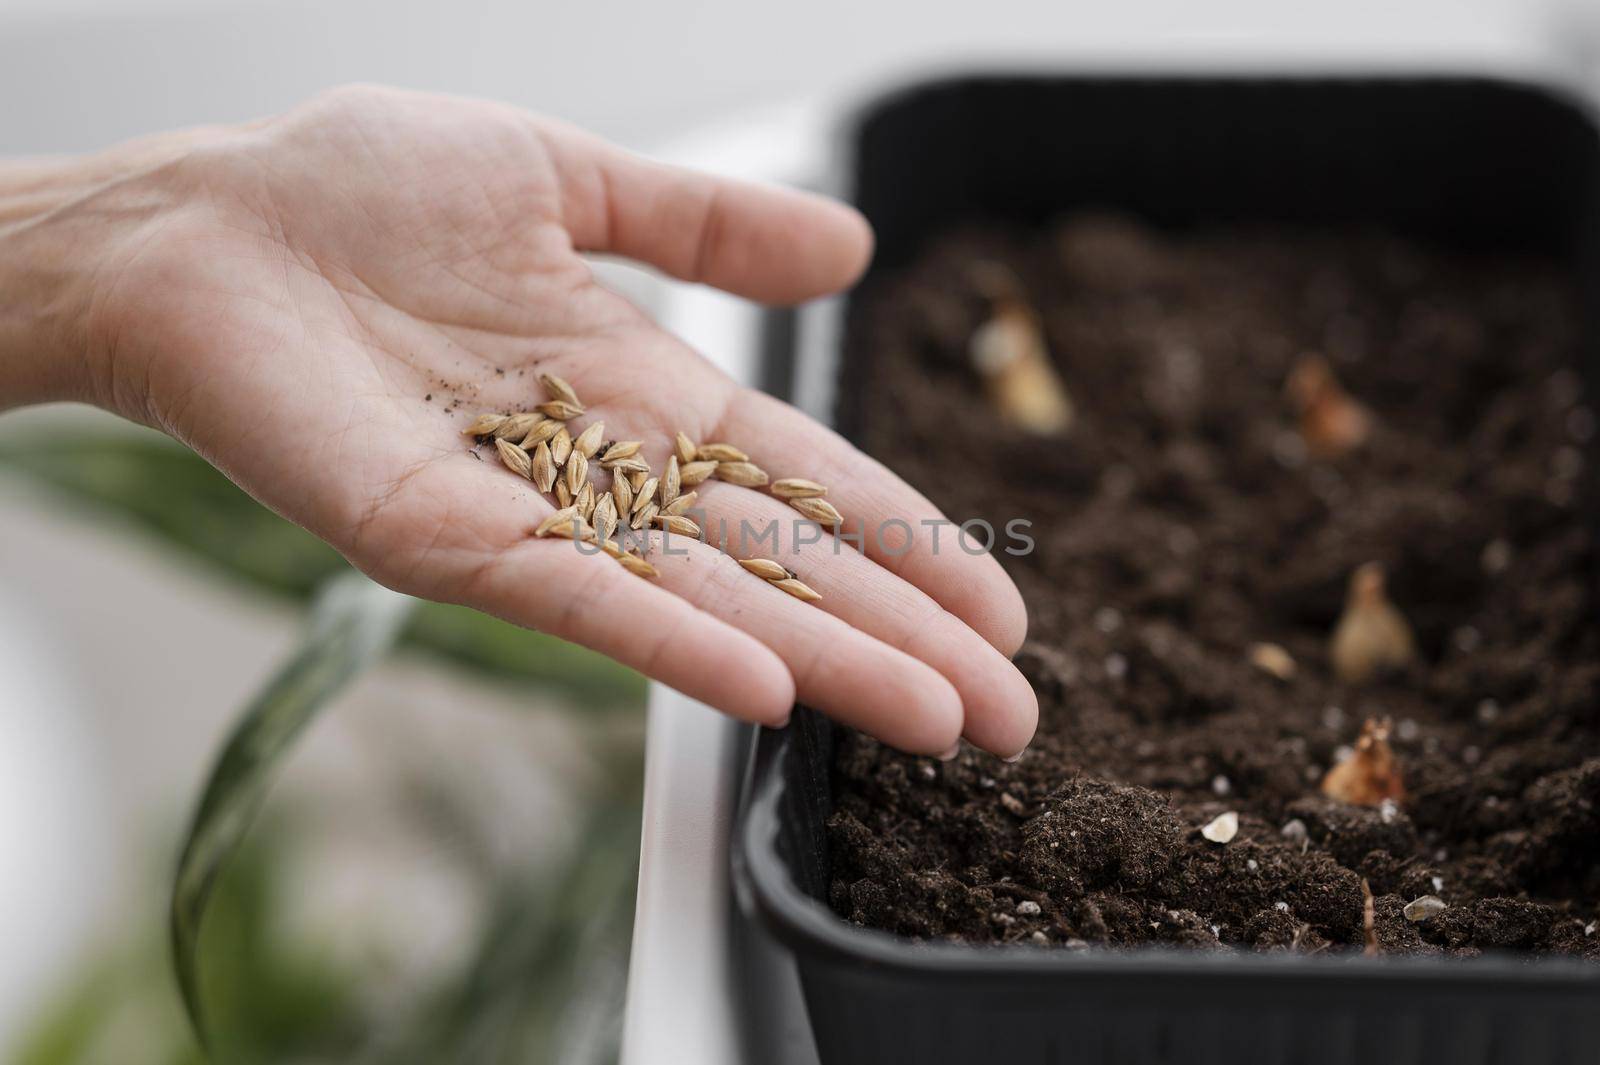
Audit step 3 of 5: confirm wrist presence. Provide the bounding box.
[0,129,220,417]
[0,159,98,409]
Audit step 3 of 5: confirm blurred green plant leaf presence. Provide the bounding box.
[171,573,414,1053]
[0,430,644,705]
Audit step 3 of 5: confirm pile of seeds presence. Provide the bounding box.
[463,373,833,600]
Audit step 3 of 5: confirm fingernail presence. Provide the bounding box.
[938,742,962,762]
[1003,748,1027,764]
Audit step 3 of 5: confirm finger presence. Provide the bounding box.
[470,536,797,725]
[712,390,1030,656]
[685,482,1037,757]
[641,531,964,755]
[346,452,795,726]
[537,119,873,304]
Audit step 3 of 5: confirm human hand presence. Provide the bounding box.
[0,86,1036,756]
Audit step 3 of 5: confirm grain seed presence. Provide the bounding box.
[550,426,573,466]
[661,491,697,517]
[495,412,544,440]
[716,461,769,487]
[618,553,659,579]
[630,502,658,530]
[494,438,533,480]
[628,468,649,492]
[790,497,842,526]
[611,472,633,515]
[772,577,821,603]
[576,482,596,521]
[696,443,748,463]
[545,515,591,542]
[631,479,659,517]
[520,419,564,448]
[601,455,649,476]
[535,506,580,537]
[598,440,642,462]
[771,478,826,499]
[555,482,573,508]
[675,432,698,466]
[565,451,589,495]
[539,372,580,407]
[465,412,509,437]
[739,558,790,581]
[654,513,701,538]
[593,494,618,543]
[660,455,681,505]
[533,440,557,492]
[538,398,585,420]
[573,421,606,459]
[679,460,717,487]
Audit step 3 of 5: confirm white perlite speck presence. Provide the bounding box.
[1201,811,1239,844]
[1017,900,1042,916]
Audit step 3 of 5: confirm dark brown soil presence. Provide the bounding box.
[827,216,1600,958]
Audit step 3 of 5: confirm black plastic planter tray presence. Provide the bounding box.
[732,74,1600,1065]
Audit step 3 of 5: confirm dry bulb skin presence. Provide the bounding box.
[1286,354,1372,459]
[1247,641,1296,681]
[1330,562,1416,684]
[967,263,1075,435]
[1321,716,1406,807]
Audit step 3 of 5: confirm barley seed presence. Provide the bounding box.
[630,502,658,530]
[790,497,842,526]
[602,455,649,476]
[772,577,822,603]
[465,412,509,437]
[565,451,589,495]
[556,481,573,508]
[550,426,573,466]
[573,421,605,459]
[612,473,633,515]
[598,440,642,462]
[538,399,585,420]
[771,478,826,499]
[593,494,619,543]
[535,506,580,537]
[660,455,681,505]
[675,432,698,466]
[539,372,580,407]
[654,513,701,538]
[495,412,544,440]
[576,482,596,521]
[739,558,790,581]
[520,419,564,448]
[716,461,769,487]
[494,438,533,480]
[628,468,650,493]
[532,440,557,492]
[696,443,748,463]
[661,491,697,517]
[679,460,717,487]
[631,479,659,517]
[618,553,660,579]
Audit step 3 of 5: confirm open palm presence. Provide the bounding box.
[88,86,1034,756]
